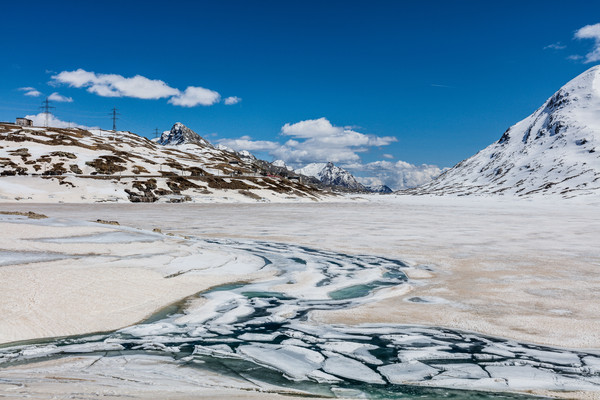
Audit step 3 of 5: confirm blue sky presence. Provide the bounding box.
[1,0,599,188]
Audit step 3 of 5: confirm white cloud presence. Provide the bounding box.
[51,68,228,107]
[217,136,279,151]
[52,69,178,99]
[275,117,397,164]
[19,87,42,97]
[217,117,399,168]
[543,42,566,50]
[168,86,221,107]
[574,23,600,63]
[281,118,340,138]
[224,96,242,105]
[272,143,364,164]
[383,153,394,159]
[24,112,95,129]
[48,92,73,102]
[347,160,446,190]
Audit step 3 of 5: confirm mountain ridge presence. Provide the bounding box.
[404,66,600,197]
[296,162,367,191]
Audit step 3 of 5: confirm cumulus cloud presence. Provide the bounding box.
[274,117,397,164]
[217,135,280,151]
[346,160,446,190]
[281,118,340,138]
[574,23,600,63]
[169,86,221,107]
[51,69,227,107]
[224,96,242,105]
[217,117,404,180]
[52,69,179,99]
[217,118,397,164]
[24,112,95,129]
[48,92,73,102]
[19,87,42,97]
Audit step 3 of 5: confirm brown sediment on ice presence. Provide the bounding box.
[0,210,47,219]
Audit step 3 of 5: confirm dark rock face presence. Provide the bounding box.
[158,123,212,147]
[367,184,393,193]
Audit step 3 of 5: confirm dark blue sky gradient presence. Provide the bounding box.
[0,0,598,166]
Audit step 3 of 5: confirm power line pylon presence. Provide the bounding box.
[39,98,55,127]
[109,107,120,131]
[154,128,160,139]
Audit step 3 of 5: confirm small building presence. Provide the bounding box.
[16,118,33,127]
[228,160,240,165]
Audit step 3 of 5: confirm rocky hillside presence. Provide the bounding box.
[405,66,600,197]
[0,123,326,203]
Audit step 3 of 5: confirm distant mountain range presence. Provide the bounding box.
[404,66,600,197]
[158,127,375,193]
[295,162,367,191]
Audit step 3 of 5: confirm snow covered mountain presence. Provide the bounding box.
[0,123,326,203]
[367,184,393,194]
[272,159,293,171]
[158,122,212,147]
[238,150,256,160]
[406,66,600,197]
[296,162,366,191]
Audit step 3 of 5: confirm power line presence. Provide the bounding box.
[109,107,120,131]
[39,98,55,127]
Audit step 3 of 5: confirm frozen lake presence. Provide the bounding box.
[2,237,599,398]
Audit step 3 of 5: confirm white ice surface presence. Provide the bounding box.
[322,352,385,384]
[378,361,438,383]
[236,344,324,380]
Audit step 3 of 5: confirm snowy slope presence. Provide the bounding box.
[296,162,366,191]
[0,123,325,203]
[406,66,600,197]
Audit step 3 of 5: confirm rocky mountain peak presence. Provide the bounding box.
[158,122,212,147]
[296,161,366,191]
[271,159,293,171]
